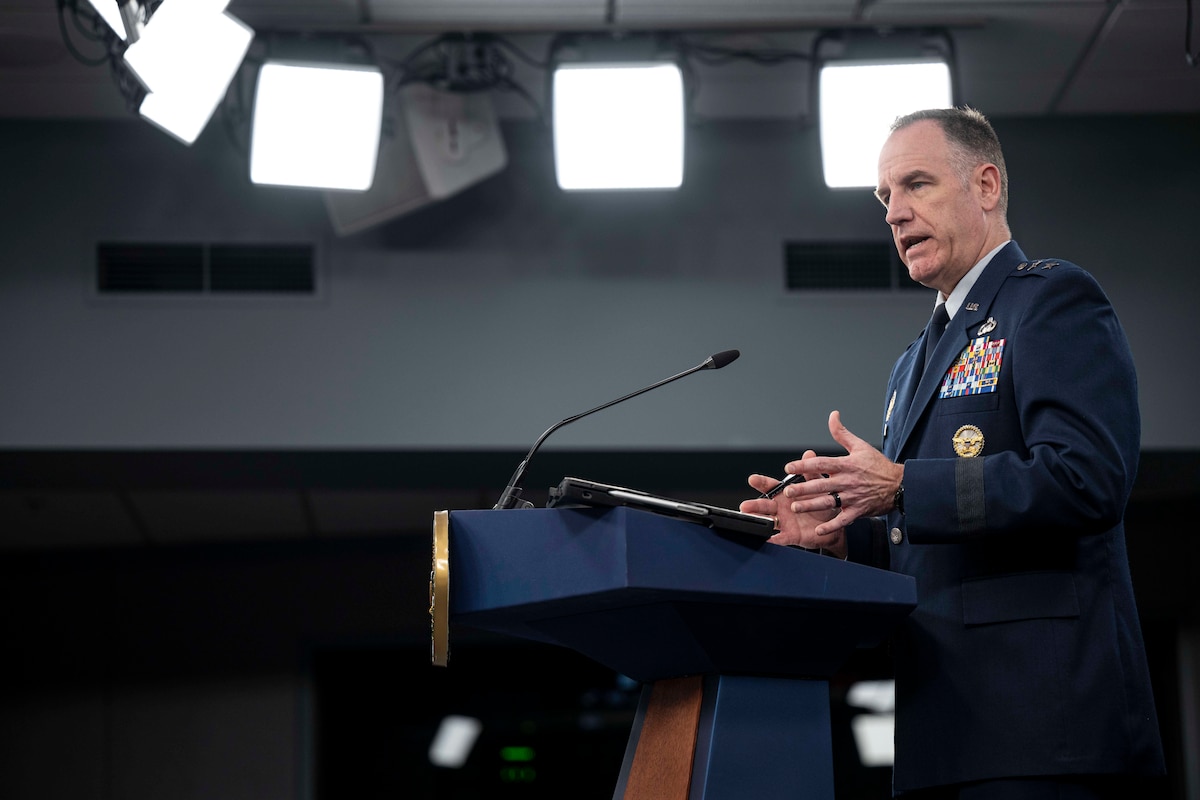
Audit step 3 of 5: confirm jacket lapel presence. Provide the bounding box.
[884,341,922,460]
[891,242,1026,458]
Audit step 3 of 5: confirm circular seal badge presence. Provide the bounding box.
[952,425,985,458]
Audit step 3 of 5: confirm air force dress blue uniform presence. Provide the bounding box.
[846,241,1165,794]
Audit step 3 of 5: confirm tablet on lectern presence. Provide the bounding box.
[547,476,776,538]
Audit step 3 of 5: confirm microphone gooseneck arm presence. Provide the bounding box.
[493,349,740,510]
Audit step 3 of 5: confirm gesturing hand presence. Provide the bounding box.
[781,410,904,537]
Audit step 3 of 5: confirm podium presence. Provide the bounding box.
[438,506,916,799]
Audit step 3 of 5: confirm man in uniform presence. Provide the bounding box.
[741,108,1165,799]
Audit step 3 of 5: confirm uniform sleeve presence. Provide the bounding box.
[844,516,889,567]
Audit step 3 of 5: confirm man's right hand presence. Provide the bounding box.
[739,451,848,559]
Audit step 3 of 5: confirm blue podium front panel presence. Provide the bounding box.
[692,676,834,800]
[448,507,915,682]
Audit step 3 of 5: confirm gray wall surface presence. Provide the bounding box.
[2,114,1196,451]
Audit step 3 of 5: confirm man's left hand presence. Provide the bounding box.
[781,410,905,536]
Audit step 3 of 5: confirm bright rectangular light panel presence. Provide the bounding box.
[250,62,384,191]
[124,1,254,145]
[819,59,952,189]
[553,62,684,191]
[124,0,245,96]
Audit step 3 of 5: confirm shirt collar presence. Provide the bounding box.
[939,240,1010,319]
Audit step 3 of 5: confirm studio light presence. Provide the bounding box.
[428,715,483,769]
[122,0,254,145]
[249,61,384,191]
[816,31,955,189]
[846,679,896,767]
[552,61,685,191]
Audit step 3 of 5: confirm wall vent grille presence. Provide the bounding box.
[97,243,315,294]
[784,242,922,291]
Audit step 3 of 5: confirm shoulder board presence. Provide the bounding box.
[1014,259,1063,273]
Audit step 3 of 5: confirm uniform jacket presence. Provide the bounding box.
[846,242,1165,793]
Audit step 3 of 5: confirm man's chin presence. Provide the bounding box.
[905,263,935,286]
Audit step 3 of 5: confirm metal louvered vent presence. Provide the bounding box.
[785,242,923,291]
[97,243,315,294]
[97,244,204,292]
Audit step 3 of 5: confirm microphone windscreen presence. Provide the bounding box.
[709,349,740,369]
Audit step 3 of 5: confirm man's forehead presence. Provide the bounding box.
[878,123,950,181]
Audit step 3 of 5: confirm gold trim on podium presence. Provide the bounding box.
[430,510,450,667]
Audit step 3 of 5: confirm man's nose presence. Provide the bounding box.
[885,196,911,226]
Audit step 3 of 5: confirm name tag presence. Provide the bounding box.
[940,337,1005,398]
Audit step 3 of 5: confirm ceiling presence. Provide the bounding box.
[1,0,1198,551]
[1,0,1199,123]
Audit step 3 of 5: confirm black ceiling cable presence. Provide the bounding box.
[670,35,813,122]
[490,35,551,72]
[55,0,150,113]
[55,0,114,67]
[678,38,813,67]
[55,0,177,115]
[381,33,549,125]
[1187,0,1198,67]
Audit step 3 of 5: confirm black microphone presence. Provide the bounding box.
[493,349,741,510]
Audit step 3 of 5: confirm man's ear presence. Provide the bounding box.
[976,163,1002,212]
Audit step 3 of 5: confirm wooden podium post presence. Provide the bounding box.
[619,675,704,799]
[614,674,836,800]
[435,507,915,799]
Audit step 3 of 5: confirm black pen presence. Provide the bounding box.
[761,473,805,499]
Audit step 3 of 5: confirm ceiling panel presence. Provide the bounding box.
[3,0,1199,121]
[614,0,856,27]
[229,0,363,28]
[873,0,1101,6]
[863,3,1112,115]
[1060,4,1200,113]
[365,0,608,28]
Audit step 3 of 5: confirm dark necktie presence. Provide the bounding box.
[923,303,951,374]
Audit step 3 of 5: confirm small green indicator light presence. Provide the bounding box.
[500,746,535,763]
[500,766,537,783]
